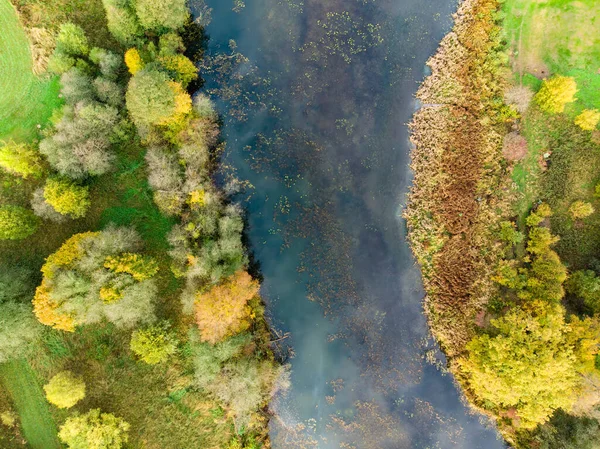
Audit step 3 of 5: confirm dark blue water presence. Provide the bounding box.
[195,0,506,447]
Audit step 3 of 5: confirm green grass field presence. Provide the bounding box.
[0,0,61,143]
[0,360,61,449]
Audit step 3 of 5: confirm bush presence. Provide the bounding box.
[44,178,91,219]
[536,76,577,114]
[44,371,86,409]
[132,0,188,32]
[502,132,528,161]
[55,23,89,57]
[130,322,178,364]
[102,0,143,46]
[505,85,534,114]
[574,109,600,131]
[0,206,39,240]
[124,48,144,75]
[0,141,44,178]
[569,201,594,220]
[58,409,130,449]
[195,270,259,344]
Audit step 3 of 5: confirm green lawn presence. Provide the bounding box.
[0,0,61,143]
[0,360,61,449]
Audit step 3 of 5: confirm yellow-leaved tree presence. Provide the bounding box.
[536,76,577,114]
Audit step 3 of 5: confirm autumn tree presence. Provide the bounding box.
[195,270,259,344]
[44,178,91,219]
[124,48,143,75]
[569,201,595,220]
[48,23,90,74]
[130,322,178,364]
[0,205,39,240]
[132,0,188,32]
[575,109,600,131]
[159,54,198,88]
[567,270,600,313]
[33,228,158,331]
[58,409,130,449]
[44,371,86,409]
[126,69,177,126]
[531,410,600,449]
[536,76,577,114]
[0,141,44,178]
[462,302,580,428]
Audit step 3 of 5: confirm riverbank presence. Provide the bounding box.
[408,0,600,446]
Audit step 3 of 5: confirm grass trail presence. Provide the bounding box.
[0,360,61,449]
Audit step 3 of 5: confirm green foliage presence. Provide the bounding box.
[101,0,143,46]
[44,178,91,219]
[130,322,177,364]
[498,221,524,245]
[126,69,176,126]
[55,23,90,58]
[0,205,38,240]
[569,200,595,220]
[43,371,86,409]
[159,33,184,56]
[0,141,44,178]
[567,270,600,313]
[58,409,130,449]
[159,54,198,88]
[0,265,41,363]
[530,410,600,449]
[535,76,578,114]
[132,0,188,32]
[463,303,580,428]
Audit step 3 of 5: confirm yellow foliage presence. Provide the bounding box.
[158,54,198,87]
[104,252,159,281]
[188,189,205,208]
[33,281,76,332]
[535,76,577,114]
[195,270,259,344]
[99,285,123,303]
[42,232,98,279]
[124,48,143,75]
[574,109,600,131]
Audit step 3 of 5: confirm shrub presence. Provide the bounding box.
[130,322,178,364]
[0,206,38,240]
[55,23,89,57]
[536,76,577,114]
[126,69,177,126]
[132,0,188,32]
[502,132,528,161]
[569,201,594,220]
[195,270,259,344]
[124,48,144,75]
[58,409,130,449]
[44,371,86,409]
[574,109,600,131]
[505,85,534,114]
[44,178,91,219]
[102,0,143,46]
[0,141,44,178]
[462,302,580,429]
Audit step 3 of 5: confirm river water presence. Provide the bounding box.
[196,0,505,447]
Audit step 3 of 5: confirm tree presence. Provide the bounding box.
[159,54,198,88]
[498,221,524,245]
[0,205,39,240]
[132,0,188,32]
[505,85,534,114]
[124,48,143,75]
[0,265,41,363]
[531,410,600,449]
[195,270,258,344]
[0,141,44,178]
[567,270,600,313]
[101,0,143,46]
[462,302,580,428]
[536,76,577,114]
[44,178,91,219]
[575,109,600,131]
[44,371,86,409]
[570,201,595,220]
[33,228,158,331]
[58,409,130,449]
[130,322,177,364]
[126,69,177,126]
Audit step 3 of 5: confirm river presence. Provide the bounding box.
[195,0,506,447]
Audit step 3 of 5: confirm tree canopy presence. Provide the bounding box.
[58,409,130,449]
[44,371,86,409]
